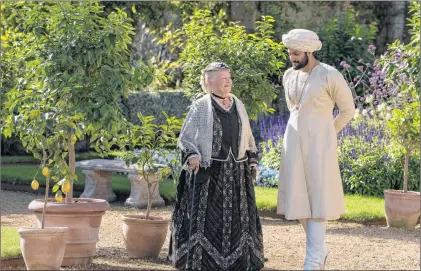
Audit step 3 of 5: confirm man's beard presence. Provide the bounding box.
[292,54,309,70]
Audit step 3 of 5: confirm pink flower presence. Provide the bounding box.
[340,61,348,67]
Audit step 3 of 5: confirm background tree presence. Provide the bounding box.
[159,9,287,118]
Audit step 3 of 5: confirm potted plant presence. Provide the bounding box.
[383,99,420,228]
[121,112,182,258]
[381,2,420,228]
[19,154,68,270]
[2,2,154,266]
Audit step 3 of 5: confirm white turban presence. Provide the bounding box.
[282,29,322,52]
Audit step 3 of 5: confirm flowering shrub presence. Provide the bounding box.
[339,45,397,107]
[255,165,279,187]
[256,114,420,195]
[252,114,289,144]
[340,1,420,194]
[259,137,283,170]
[339,124,420,196]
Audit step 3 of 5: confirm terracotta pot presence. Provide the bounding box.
[19,227,68,270]
[28,198,110,266]
[384,190,420,228]
[122,215,169,258]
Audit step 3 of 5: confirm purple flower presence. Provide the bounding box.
[340,61,348,68]
[357,66,364,71]
[368,44,376,54]
[353,75,361,82]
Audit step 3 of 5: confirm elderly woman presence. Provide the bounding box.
[168,62,264,270]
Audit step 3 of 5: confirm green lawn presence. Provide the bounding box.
[342,194,385,222]
[255,187,278,212]
[255,187,385,222]
[0,155,38,164]
[1,165,176,201]
[1,152,123,164]
[1,227,22,260]
[2,165,385,222]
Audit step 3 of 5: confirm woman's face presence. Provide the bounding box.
[208,69,232,95]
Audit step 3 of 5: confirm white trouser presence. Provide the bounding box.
[299,218,328,270]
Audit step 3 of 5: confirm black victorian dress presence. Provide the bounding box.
[168,98,264,271]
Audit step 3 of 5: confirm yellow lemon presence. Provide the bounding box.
[42,167,49,177]
[55,194,63,203]
[31,180,39,190]
[62,181,71,194]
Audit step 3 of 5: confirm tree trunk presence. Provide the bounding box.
[146,183,152,219]
[387,1,407,44]
[403,149,410,193]
[373,1,409,54]
[41,173,51,229]
[229,1,259,33]
[66,133,75,203]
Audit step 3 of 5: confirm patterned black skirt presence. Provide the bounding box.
[168,156,264,271]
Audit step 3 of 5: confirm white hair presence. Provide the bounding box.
[200,70,219,93]
[199,62,231,93]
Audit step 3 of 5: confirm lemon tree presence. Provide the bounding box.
[121,112,183,219]
[378,1,420,193]
[1,2,155,202]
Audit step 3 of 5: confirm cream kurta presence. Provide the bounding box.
[277,63,354,220]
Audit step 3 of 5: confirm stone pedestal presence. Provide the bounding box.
[125,173,165,209]
[76,159,168,208]
[80,170,117,203]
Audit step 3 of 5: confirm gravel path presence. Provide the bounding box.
[1,190,419,270]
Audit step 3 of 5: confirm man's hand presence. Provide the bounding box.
[188,156,200,174]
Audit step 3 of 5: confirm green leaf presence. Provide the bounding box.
[104,36,110,47]
[53,184,59,192]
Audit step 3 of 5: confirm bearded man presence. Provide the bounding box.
[277,29,355,270]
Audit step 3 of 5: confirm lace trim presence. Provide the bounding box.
[211,109,223,157]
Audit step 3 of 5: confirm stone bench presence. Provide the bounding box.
[75,159,165,209]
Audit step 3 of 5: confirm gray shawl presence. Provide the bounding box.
[178,94,257,168]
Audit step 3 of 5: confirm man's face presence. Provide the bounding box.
[288,49,308,70]
[208,69,232,95]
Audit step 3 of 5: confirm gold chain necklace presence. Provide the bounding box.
[288,64,317,111]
